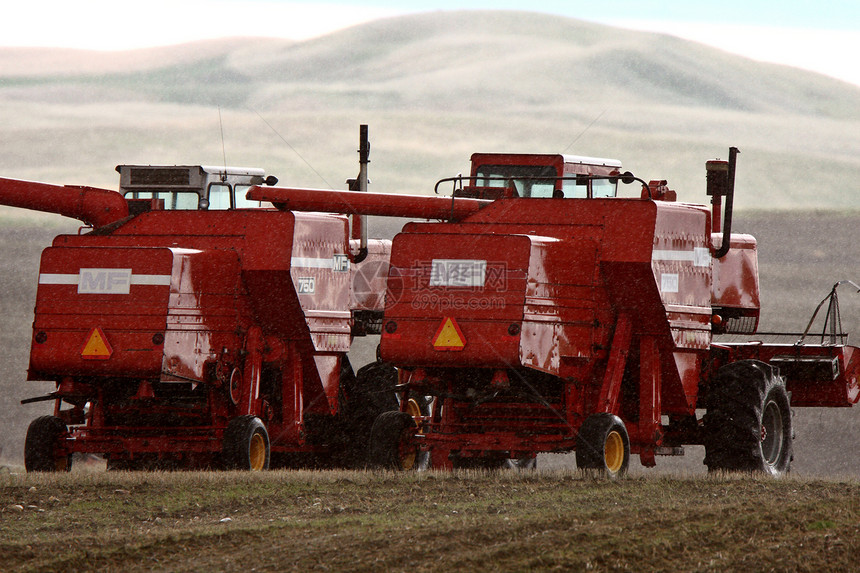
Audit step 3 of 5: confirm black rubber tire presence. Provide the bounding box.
[24,416,72,473]
[222,415,270,471]
[326,360,400,468]
[703,360,792,476]
[575,413,630,479]
[368,411,419,470]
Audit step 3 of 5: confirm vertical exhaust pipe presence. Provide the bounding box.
[707,146,739,258]
[350,124,370,263]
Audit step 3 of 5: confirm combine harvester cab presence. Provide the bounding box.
[14,129,400,471]
[368,148,860,474]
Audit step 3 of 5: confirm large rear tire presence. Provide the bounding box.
[222,415,270,471]
[336,360,400,468]
[369,411,420,470]
[704,360,792,476]
[24,416,72,473]
[575,413,630,479]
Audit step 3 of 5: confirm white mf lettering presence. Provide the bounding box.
[333,254,350,272]
[78,268,132,294]
[430,259,487,288]
[297,277,316,294]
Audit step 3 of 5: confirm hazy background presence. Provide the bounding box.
[1,9,859,474]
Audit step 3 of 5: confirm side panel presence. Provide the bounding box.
[711,233,760,333]
[349,239,392,312]
[162,249,245,383]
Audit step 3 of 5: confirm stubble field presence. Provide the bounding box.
[1,469,858,572]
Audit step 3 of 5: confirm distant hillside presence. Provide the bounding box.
[0,10,858,209]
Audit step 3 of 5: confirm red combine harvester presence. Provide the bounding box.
[254,147,860,476]
[11,126,460,472]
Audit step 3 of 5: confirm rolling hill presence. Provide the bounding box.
[0,10,858,209]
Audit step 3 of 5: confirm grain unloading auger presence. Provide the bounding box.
[11,127,445,471]
[255,147,860,476]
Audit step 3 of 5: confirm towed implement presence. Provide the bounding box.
[255,147,860,476]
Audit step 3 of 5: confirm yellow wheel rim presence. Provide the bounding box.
[398,400,421,470]
[248,433,266,471]
[604,430,624,473]
[406,399,422,425]
[398,434,417,471]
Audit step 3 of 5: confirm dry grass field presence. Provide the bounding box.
[1,469,858,572]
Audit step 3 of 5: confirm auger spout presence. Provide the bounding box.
[0,177,129,228]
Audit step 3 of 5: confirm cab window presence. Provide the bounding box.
[475,164,558,198]
[591,178,617,198]
[562,176,588,198]
[234,185,262,208]
[561,175,617,198]
[207,184,232,210]
[123,190,200,210]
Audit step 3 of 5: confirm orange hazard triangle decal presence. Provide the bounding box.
[432,317,465,351]
[81,327,112,360]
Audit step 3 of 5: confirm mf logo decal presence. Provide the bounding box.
[297,277,316,294]
[78,268,132,294]
[333,254,350,272]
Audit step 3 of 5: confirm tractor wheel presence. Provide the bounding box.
[336,360,401,468]
[704,360,792,476]
[368,411,420,470]
[24,416,72,473]
[575,413,630,479]
[222,415,270,471]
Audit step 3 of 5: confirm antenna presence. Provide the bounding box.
[560,109,607,154]
[249,107,334,190]
[218,106,228,182]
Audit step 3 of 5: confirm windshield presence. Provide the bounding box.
[123,190,200,210]
[475,164,558,198]
[476,164,617,199]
